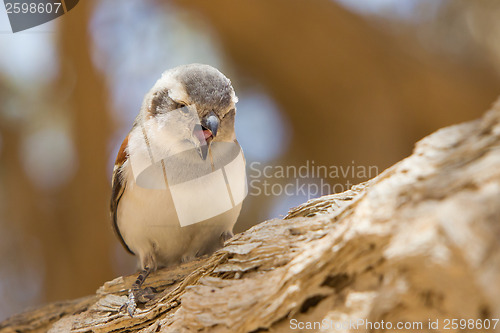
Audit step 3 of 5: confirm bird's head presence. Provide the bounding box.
[140,64,238,160]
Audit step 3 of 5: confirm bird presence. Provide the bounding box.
[110,64,247,316]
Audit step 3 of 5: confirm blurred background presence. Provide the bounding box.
[1,0,499,321]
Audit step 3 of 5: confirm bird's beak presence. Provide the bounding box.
[201,111,219,138]
[196,111,219,160]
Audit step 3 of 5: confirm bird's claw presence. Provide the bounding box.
[120,289,137,317]
[119,287,156,317]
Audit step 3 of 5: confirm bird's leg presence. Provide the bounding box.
[120,266,156,317]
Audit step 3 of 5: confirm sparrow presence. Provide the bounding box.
[110,64,247,316]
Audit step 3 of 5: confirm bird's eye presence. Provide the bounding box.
[177,103,192,117]
[175,101,189,111]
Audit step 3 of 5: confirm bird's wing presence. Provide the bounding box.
[110,135,135,254]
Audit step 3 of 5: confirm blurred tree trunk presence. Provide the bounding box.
[44,0,115,302]
[0,86,47,318]
[170,0,500,230]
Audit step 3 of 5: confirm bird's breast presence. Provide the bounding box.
[117,134,247,267]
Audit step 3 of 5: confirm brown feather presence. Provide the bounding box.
[110,135,134,255]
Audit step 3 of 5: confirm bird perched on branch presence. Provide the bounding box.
[110,64,247,316]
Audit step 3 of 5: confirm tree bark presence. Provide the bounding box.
[2,98,500,332]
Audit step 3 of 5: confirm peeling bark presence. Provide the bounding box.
[2,99,500,332]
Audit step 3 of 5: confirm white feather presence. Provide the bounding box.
[118,116,243,269]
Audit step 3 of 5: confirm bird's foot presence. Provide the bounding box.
[120,286,156,317]
[220,230,234,246]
